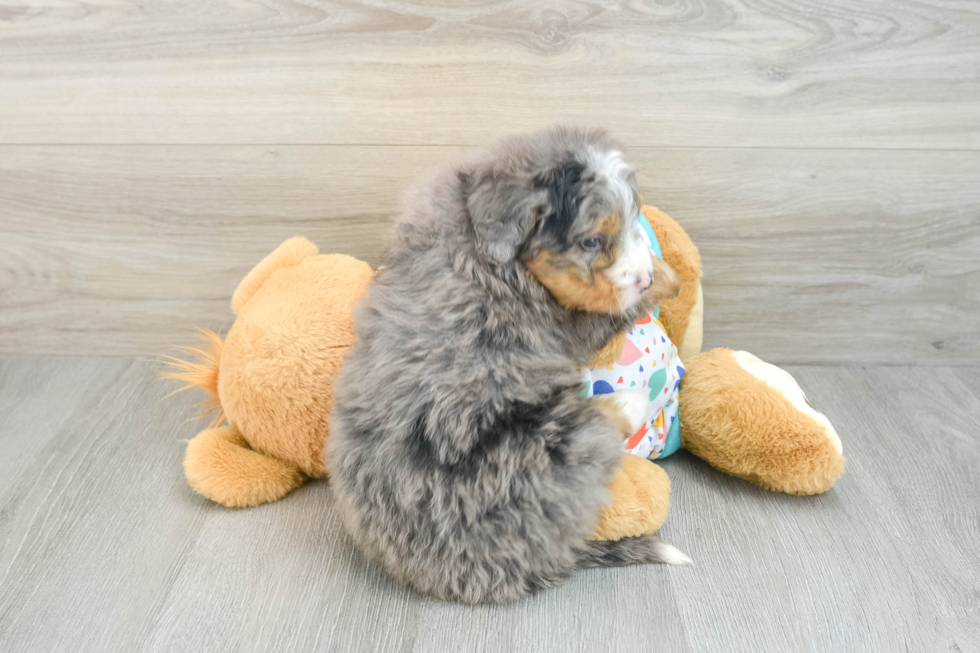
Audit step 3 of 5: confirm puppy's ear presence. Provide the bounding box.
[464,169,544,265]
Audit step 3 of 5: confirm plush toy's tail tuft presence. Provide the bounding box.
[231,236,319,314]
[161,329,225,428]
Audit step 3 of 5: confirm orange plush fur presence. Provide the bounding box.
[589,455,672,540]
[162,329,225,428]
[589,393,674,538]
[165,238,374,507]
[588,331,627,368]
[680,349,844,495]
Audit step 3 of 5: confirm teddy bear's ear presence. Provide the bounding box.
[641,207,703,359]
[231,237,319,315]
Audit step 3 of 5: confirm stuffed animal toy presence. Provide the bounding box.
[165,207,844,544]
[164,239,375,507]
[585,206,845,541]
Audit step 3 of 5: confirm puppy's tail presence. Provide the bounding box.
[577,534,693,569]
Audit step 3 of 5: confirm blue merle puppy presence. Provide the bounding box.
[327,126,687,605]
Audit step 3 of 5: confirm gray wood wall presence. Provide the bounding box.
[1,0,978,363]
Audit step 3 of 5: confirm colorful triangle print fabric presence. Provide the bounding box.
[580,315,685,460]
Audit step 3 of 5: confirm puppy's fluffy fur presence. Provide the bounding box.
[327,126,683,604]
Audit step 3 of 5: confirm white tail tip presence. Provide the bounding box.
[656,541,694,566]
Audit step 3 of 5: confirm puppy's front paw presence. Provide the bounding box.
[612,389,651,435]
[593,389,651,437]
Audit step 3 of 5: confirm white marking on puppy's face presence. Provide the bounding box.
[588,148,652,310]
[604,217,654,309]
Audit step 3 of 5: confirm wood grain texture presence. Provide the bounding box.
[2,145,978,363]
[0,0,978,148]
[1,357,978,651]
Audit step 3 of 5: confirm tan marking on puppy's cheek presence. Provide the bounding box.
[526,250,625,314]
[526,251,588,309]
[581,271,623,313]
[593,250,614,269]
[588,235,621,276]
[603,240,622,270]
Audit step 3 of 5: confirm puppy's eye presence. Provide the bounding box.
[580,236,602,251]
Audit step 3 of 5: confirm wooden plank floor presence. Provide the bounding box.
[1,356,977,652]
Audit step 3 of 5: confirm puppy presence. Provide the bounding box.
[327,126,684,605]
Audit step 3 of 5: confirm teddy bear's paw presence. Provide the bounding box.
[589,455,671,541]
[680,348,845,495]
[184,425,306,507]
[731,351,842,456]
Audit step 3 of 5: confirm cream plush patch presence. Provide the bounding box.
[677,280,703,360]
[732,351,843,455]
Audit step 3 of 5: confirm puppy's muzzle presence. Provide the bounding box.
[635,269,653,293]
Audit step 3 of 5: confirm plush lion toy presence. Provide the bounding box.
[164,239,374,508]
[165,207,844,543]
